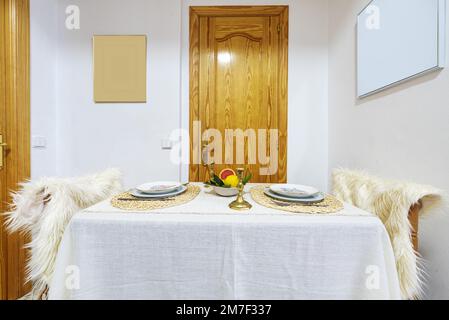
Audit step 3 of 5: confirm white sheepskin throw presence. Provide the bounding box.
[332,168,445,300]
[5,168,123,299]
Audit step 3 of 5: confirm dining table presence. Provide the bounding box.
[48,183,401,300]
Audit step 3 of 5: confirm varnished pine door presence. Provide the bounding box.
[190,6,288,183]
[0,0,31,300]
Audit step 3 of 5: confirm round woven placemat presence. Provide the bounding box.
[111,185,201,211]
[250,186,344,214]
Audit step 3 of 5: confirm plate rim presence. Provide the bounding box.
[264,188,325,204]
[269,183,320,198]
[131,185,187,199]
[136,181,183,194]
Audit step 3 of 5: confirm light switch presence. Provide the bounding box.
[161,139,173,150]
[32,135,47,148]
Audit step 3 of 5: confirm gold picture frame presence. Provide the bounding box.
[93,35,147,103]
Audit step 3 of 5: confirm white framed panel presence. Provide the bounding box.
[357,0,446,98]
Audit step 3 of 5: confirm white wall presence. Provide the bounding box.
[31,0,329,190]
[328,0,449,299]
[30,0,58,178]
[53,0,182,187]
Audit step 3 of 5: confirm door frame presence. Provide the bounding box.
[189,5,289,182]
[0,0,31,300]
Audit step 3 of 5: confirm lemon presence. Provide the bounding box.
[224,175,239,188]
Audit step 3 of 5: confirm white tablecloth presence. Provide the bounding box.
[49,184,401,300]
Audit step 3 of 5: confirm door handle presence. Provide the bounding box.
[0,134,7,169]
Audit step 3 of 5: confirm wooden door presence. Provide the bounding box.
[0,0,31,300]
[190,6,288,183]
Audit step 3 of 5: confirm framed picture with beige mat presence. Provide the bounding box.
[93,35,147,103]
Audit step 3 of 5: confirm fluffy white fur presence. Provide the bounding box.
[5,168,123,299]
[332,168,445,300]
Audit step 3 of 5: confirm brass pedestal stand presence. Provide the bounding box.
[229,168,252,211]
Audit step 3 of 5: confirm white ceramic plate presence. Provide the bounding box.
[264,188,325,204]
[270,184,319,198]
[130,185,187,199]
[136,181,182,194]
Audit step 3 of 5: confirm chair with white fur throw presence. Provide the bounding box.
[332,168,445,300]
[5,168,123,300]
